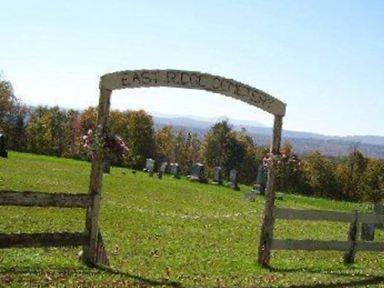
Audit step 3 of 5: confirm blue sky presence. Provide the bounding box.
[1,0,383,136]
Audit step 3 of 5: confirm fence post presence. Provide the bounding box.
[258,115,283,266]
[343,210,359,264]
[83,87,112,266]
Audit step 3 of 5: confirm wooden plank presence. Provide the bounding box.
[0,190,93,208]
[271,239,350,251]
[274,207,354,223]
[271,239,384,252]
[359,213,384,224]
[343,210,359,264]
[274,208,384,225]
[0,232,88,249]
[100,70,287,116]
[258,115,283,267]
[83,87,112,266]
[357,241,384,252]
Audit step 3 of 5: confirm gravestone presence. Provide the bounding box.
[143,158,155,176]
[361,223,375,241]
[374,203,384,229]
[103,154,111,174]
[229,169,239,190]
[0,134,8,159]
[248,163,267,198]
[256,163,268,195]
[212,166,223,185]
[190,163,207,183]
[158,162,168,179]
[170,163,180,179]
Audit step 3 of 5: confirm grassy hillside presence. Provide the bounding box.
[0,152,383,287]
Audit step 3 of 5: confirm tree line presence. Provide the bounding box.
[1,76,383,204]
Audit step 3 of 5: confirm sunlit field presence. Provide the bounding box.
[0,152,383,287]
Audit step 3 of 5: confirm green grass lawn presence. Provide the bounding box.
[0,152,384,287]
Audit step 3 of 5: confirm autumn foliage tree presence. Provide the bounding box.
[303,151,342,199]
[7,103,29,151]
[79,107,98,134]
[154,126,202,174]
[202,121,246,179]
[27,106,51,155]
[62,109,80,157]
[359,159,384,203]
[124,110,155,169]
[0,76,16,133]
[232,129,259,185]
[173,129,202,175]
[155,125,174,163]
[49,106,67,156]
[275,143,307,193]
[337,150,368,200]
[0,76,29,151]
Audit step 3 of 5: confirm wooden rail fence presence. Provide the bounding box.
[271,207,384,263]
[0,190,91,250]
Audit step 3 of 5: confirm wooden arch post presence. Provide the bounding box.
[258,115,283,266]
[82,69,286,267]
[83,88,112,266]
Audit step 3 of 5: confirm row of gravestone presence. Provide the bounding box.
[0,132,267,196]
[141,159,261,191]
[143,159,180,179]
[1,133,270,198]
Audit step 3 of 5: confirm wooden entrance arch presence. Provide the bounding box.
[83,69,286,267]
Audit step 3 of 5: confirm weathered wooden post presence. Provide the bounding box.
[258,115,283,266]
[343,210,359,264]
[83,87,111,266]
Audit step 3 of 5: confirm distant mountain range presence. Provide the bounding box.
[153,115,384,159]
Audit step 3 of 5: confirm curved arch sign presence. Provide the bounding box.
[100,70,286,116]
[83,69,286,267]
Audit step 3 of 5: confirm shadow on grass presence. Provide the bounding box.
[3,263,384,287]
[0,265,183,288]
[95,264,183,287]
[268,266,384,288]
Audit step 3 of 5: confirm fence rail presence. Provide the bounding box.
[272,207,384,263]
[0,232,88,249]
[272,239,349,251]
[274,207,384,224]
[0,190,92,252]
[272,239,384,252]
[0,190,93,208]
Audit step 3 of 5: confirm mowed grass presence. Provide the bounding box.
[0,152,384,287]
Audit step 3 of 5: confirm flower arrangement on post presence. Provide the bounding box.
[261,148,304,193]
[82,129,129,172]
